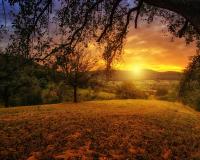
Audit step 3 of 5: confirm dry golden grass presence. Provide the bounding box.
[0,100,200,160]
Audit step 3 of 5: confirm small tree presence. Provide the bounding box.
[56,45,97,103]
[0,46,44,107]
[0,46,23,107]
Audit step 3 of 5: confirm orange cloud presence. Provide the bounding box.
[117,21,196,72]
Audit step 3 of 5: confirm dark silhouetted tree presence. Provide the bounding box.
[179,53,200,110]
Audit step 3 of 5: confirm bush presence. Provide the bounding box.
[156,88,168,96]
[180,90,200,111]
[42,82,73,103]
[42,83,60,104]
[9,76,42,106]
[116,81,147,99]
[78,89,116,101]
[78,89,94,101]
[95,91,116,100]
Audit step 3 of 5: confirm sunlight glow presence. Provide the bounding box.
[132,64,143,76]
[145,65,183,72]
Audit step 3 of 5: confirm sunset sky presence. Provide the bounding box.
[0,2,197,73]
[116,20,196,72]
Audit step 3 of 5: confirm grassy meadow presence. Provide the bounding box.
[1,100,200,159]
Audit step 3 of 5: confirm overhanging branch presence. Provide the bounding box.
[2,0,6,26]
[135,0,144,28]
[178,20,188,38]
[97,0,122,42]
[40,0,104,61]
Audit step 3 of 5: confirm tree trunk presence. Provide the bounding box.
[4,96,9,108]
[73,85,77,103]
[105,61,111,81]
[3,87,10,107]
[143,0,200,33]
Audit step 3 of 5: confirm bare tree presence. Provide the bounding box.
[55,45,97,103]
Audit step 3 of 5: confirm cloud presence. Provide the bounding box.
[120,20,196,72]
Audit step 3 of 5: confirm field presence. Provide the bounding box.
[1,100,200,160]
[77,80,179,102]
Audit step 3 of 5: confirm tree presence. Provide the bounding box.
[143,0,200,33]
[0,46,44,107]
[0,0,51,107]
[56,45,97,103]
[179,53,200,110]
[0,45,23,107]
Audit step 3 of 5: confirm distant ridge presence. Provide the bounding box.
[91,69,182,81]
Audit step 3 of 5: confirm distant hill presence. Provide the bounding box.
[91,69,182,81]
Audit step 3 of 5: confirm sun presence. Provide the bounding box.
[132,64,143,76]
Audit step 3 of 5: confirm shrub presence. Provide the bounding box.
[78,89,94,101]
[42,82,73,104]
[56,82,70,101]
[78,89,116,101]
[116,81,147,99]
[42,83,60,104]
[180,90,200,111]
[95,91,116,100]
[156,88,168,96]
[9,76,42,106]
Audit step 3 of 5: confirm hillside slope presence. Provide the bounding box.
[0,100,200,160]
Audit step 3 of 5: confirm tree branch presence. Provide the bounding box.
[178,20,188,38]
[2,0,6,26]
[143,0,200,33]
[97,0,123,42]
[135,0,144,28]
[123,7,139,35]
[33,0,52,28]
[40,0,104,61]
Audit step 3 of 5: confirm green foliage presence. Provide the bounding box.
[42,83,60,104]
[155,87,178,101]
[158,89,178,102]
[10,76,42,106]
[0,53,67,107]
[78,89,116,101]
[179,54,200,110]
[156,88,168,96]
[181,90,200,111]
[116,81,147,99]
[95,91,116,100]
[42,82,70,104]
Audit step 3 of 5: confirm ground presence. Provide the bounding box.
[0,100,200,160]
